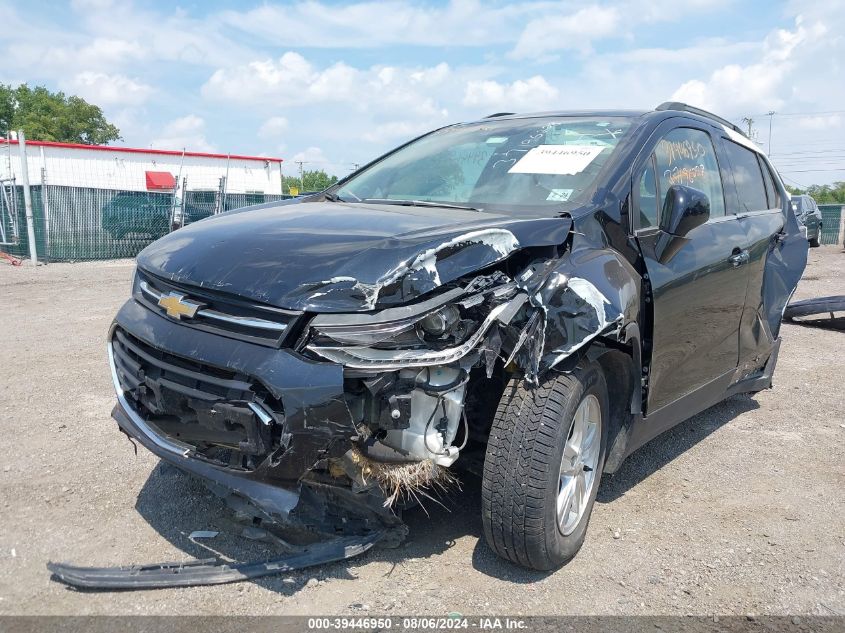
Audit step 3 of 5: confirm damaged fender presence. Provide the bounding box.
[510,234,640,381]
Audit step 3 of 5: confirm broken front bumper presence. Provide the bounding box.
[108,298,360,523]
[47,300,399,590]
[48,531,383,589]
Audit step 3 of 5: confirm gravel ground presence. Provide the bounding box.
[0,247,843,616]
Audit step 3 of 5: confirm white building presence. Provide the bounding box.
[1,138,284,196]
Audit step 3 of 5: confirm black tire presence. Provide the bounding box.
[481,362,609,570]
[810,225,821,247]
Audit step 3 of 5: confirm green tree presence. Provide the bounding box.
[0,84,121,144]
[784,182,845,204]
[284,169,339,194]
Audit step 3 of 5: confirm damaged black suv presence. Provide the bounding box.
[105,103,806,573]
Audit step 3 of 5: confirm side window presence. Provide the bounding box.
[758,156,780,209]
[637,156,659,228]
[724,140,768,212]
[654,127,726,217]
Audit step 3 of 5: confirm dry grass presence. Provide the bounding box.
[348,447,459,509]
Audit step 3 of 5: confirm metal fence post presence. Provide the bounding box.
[180,176,188,228]
[17,131,38,265]
[40,146,51,259]
[215,176,226,214]
[839,205,845,247]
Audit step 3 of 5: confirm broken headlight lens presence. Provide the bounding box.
[415,304,473,348]
[309,303,474,350]
[305,292,517,370]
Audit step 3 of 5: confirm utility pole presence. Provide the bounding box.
[17,131,38,266]
[296,160,305,192]
[741,117,755,139]
[767,111,776,156]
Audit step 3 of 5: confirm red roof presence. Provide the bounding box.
[1,139,283,163]
[145,171,176,190]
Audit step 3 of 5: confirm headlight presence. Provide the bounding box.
[307,302,511,370]
[305,284,522,370]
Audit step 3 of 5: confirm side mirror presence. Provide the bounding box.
[660,184,710,237]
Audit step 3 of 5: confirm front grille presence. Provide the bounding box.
[112,327,286,470]
[136,270,301,347]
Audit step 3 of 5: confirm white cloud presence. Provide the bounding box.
[671,64,787,115]
[623,0,730,23]
[63,71,153,106]
[30,38,147,75]
[361,121,427,144]
[669,16,828,115]
[70,3,255,68]
[150,115,216,152]
[258,116,289,137]
[510,6,621,59]
[283,146,354,178]
[220,1,540,49]
[203,53,356,106]
[463,76,559,112]
[202,54,459,123]
[70,0,115,10]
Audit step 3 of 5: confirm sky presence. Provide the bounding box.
[2,0,844,188]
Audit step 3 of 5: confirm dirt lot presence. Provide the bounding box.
[0,247,843,616]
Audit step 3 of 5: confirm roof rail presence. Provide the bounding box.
[655,102,747,138]
[484,112,516,118]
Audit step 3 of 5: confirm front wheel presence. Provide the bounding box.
[810,225,821,247]
[481,363,608,570]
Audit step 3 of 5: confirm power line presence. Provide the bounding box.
[731,109,845,119]
[778,168,845,173]
[771,149,845,156]
[774,156,845,162]
[780,173,810,188]
[777,165,845,170]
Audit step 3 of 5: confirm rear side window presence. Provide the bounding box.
[758,157,780,209]
[724,140,768,212]
[654,127,726,218]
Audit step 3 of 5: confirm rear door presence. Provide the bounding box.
[720,134,807,376]
[633,122,750,413]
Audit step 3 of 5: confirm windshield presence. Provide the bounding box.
[335,117,632,215]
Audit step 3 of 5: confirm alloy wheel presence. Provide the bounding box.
[557,394,602,535]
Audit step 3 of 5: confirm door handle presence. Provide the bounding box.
[728,249,750,267]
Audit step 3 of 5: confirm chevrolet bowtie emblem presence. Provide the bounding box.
[157,292,203,320]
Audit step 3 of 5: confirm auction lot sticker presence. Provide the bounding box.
[508,144,604,175]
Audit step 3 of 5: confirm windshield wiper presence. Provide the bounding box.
[362,198,483,212]
[325,190,361,203]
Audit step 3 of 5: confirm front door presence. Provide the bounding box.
[634,124,750,413]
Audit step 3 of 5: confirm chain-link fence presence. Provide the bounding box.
[0,177,21,249]
[0,137,291,262]
[818,204,843,246]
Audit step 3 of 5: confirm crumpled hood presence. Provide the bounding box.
[137,201,572,312]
